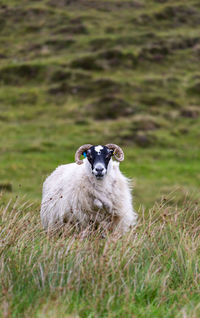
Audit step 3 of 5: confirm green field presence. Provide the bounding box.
[0,0,200,317]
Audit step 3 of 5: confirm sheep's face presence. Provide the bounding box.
[85,145,113,180]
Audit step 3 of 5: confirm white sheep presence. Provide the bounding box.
[40,144,137,234]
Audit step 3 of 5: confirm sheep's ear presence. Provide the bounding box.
[109,149,114,156]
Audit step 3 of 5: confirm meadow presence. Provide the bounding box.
[0,0,200,317]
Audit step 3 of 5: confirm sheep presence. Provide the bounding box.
[40,144,137,234]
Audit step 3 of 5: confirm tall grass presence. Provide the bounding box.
[0,194,199,318]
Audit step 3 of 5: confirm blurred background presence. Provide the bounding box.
[0,0,200,209]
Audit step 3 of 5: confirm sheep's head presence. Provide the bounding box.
[75,144,124,180]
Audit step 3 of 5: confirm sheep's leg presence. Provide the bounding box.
[111,213,137,234]
[93,199,103,210]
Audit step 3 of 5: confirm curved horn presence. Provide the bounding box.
[105,143,124,162]
[75,144,93,165]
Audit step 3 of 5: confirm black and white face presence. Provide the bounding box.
[85,145,113,180]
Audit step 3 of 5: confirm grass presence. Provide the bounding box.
[0,0,200,207]
[0,0,200,316]
[0,194,199,318]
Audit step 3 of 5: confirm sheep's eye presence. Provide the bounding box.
[109,150,113,156]
[87,154,93,161]
[106,153,112,159]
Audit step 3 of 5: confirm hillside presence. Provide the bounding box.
[0,0,200,207]
[0,1,200,317]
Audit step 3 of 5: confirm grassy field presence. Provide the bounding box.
[0,0,200,317]
[1,196,200,318]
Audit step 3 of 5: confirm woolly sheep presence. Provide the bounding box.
[40,144,137,234]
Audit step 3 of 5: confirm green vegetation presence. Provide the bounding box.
[0,0,200,207]
[0,0,200,317]
[1,196,200,318]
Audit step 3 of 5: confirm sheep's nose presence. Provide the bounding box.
[96,167,103,172]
